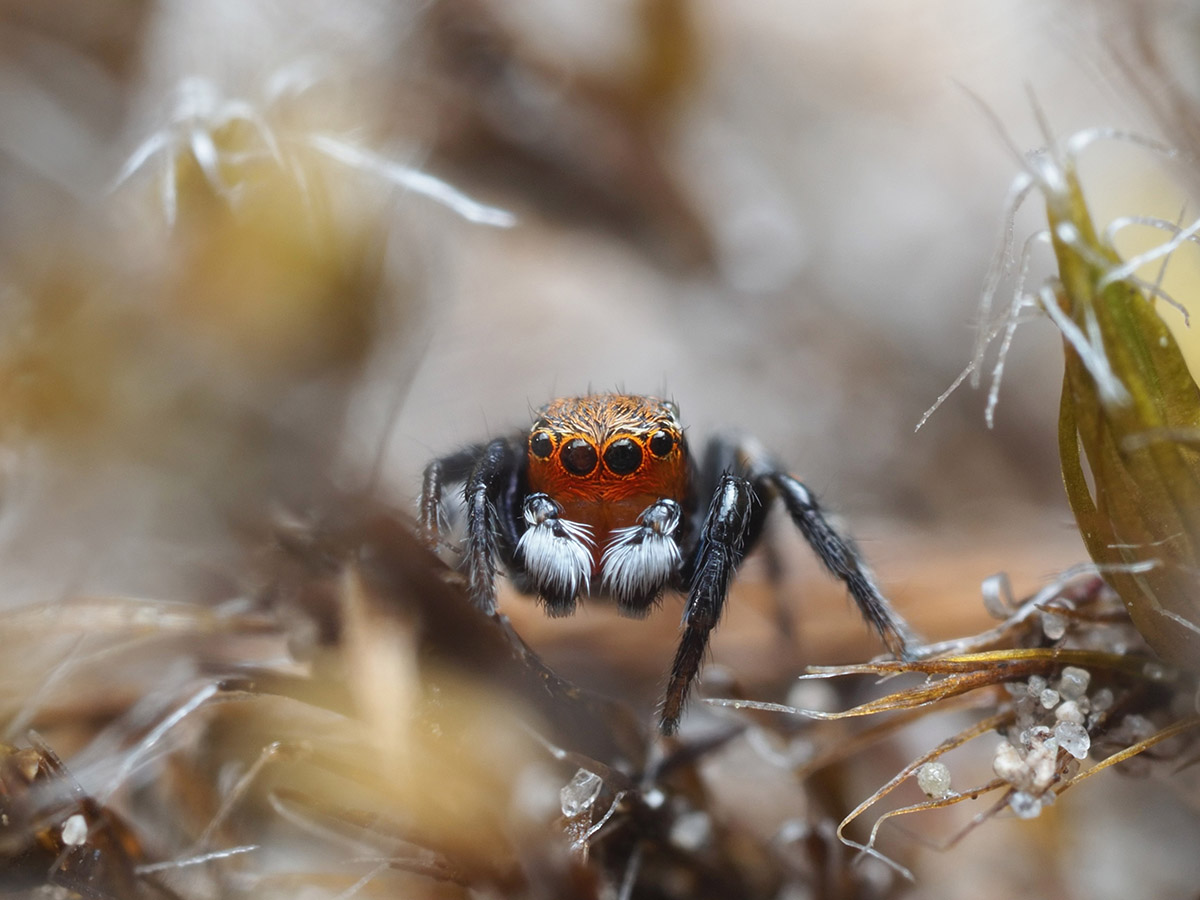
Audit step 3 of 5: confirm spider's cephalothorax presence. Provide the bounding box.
[420,393,918,735]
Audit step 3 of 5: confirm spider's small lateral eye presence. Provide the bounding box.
[648,430,675,457]
[561,439,598,476]
[530,431,553,459]
[604,438,643,475]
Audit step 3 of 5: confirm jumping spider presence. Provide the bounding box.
[420,394,919,734]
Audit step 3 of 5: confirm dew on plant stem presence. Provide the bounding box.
[1009,790,1043,819]
[1055,721,1090,760]
[916,761,953,799]
[1057,666,1091,700]
[560,769,603,818]
[1055,700,1085,726]
[1041,610,1068,640]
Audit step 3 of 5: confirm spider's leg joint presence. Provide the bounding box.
[705,474,756,548]
[516,493,593,616]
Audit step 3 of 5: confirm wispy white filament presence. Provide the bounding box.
[1036,284,1130,407]
[307,135,517,227]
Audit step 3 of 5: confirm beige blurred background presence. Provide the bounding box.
[2,0,1179,616]
[2,1,1200,897]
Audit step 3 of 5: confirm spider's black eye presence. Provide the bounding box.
[648,430,675,458]
[530,431,553,459]
[561,439,598,476]
[604,438,643,475]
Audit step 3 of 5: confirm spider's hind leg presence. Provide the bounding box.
[419,443,489,550]
[747,450,921,661]
[657,434,921,734]
[420,438,525,616]
[462,438,525,615]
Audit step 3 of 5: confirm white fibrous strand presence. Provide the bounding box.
[305,135,517,227]
[918,121,1189,432]
[984,230,1049,427]
[1035,283,1130,407]
[114,75,516,228]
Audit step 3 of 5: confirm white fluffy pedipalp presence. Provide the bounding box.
[517,512,594,601]
[600,500,682,606]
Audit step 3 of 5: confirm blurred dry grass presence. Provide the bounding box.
[1,1,1200,898]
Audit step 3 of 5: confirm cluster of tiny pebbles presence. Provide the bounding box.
[992,666,1113,818]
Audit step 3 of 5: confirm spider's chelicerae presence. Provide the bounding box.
[419,394,919,735]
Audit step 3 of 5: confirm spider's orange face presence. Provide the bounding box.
[526,394,689,549]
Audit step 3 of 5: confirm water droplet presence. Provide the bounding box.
[642,788,666,809]
[1142,662,1169,681]
[1057,666,1090,700]
[916,761,953,799]
[1041,610,1067,640]
[560,769,602,818]
[993,740,1023,782]
[670,811,712,851]
[61,814,88,846]
[1055,700,1085,726]
[1055,721,1090,759]
[1009,790,1043,819]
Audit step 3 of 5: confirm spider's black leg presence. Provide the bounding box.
[419,444,488,550]
[660,474,755,736]
[462,438,518,614]
[763,470,919,658]
[701,433,919,658]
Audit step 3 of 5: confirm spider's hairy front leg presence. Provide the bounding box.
[462,438,517,615]
[764,471,920,659]
[660,475,755,736]
[419,444,488,551]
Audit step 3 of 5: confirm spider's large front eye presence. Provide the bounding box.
[648,430,675,457]
[530,431,553,459]
[604,438,642,475]
[561,439,598,476]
